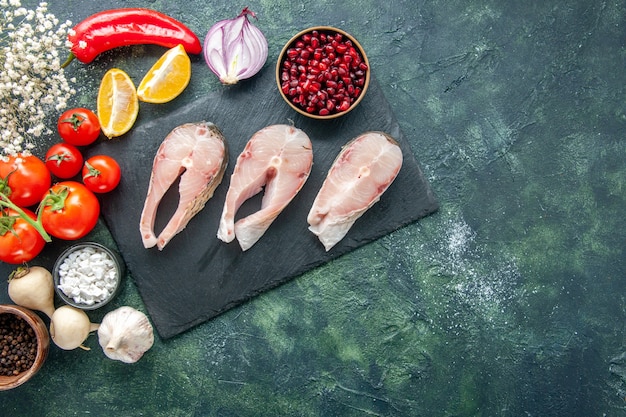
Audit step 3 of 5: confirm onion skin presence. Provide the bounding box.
[203,8,268,85]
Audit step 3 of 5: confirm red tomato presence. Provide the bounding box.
[40,181,100,240]
[82,155,121,193]
[0,154,51,207]
[0,207,46,264]
[57,108,101,146]
[45,143,84,179]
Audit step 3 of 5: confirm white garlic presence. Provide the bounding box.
[97,306,154,363]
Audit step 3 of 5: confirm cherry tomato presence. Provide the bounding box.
[40,181,100,240]
[0,154,51,208]
[57,108,101,146]
[82,155,121,193]
[45,143,84,179]
[0,207,46,264]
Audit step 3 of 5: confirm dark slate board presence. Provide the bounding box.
[87,67,438,339]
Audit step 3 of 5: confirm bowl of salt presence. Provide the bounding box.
[53,242,125,310]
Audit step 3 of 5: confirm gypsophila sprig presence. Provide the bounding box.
[0,0,76,158]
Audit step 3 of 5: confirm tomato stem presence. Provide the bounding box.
[0,194,52,242]
[82,161,100,179]
[59,113,86,132]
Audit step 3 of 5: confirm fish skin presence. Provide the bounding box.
[140,122,228,250]
[307,131,403,251]
[217,124,313,251]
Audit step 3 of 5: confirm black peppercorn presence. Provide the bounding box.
[0,313,37,376]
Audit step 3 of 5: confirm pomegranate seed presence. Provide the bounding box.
[335,44,348,54]
[281,29,368,116]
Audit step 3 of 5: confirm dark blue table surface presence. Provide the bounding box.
[1,1,625,416]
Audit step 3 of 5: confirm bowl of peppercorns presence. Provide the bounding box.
[0,304,50,390]
[276,26,371,120]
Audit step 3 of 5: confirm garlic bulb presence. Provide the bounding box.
[203,7,268,84]
[98,306,154,363]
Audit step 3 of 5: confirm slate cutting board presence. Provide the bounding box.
[73,67,437,339]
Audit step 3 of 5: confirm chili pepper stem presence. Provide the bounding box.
[61,53,75,69]
[0,194,52,242]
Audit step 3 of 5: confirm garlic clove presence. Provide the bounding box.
[97,306,154,363]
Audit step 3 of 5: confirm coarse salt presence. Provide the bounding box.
[57,246,118,306]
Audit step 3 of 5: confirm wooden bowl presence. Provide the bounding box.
[276,26,371,120]
[0,304,49,390]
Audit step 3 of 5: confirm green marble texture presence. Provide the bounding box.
[1,0,625,416]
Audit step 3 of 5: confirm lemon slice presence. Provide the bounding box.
[97,68,139,139]
[137,44,192,104]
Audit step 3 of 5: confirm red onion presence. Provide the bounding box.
[203,8,268,85]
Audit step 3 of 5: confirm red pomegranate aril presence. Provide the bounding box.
[335,43,348,54]
[281,29,368,116]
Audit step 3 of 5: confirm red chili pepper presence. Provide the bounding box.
[64,8,202,66]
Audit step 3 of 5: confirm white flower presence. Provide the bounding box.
[0,1,74,157]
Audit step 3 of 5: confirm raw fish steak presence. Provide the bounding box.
[217,124,313,251]
[307,131,403,251]
[140,122,228,250]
